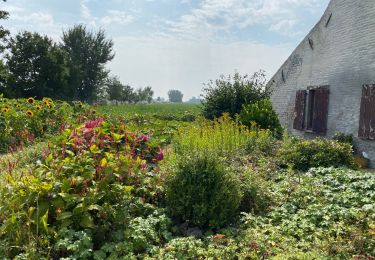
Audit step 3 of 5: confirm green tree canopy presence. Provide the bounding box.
[0,0,9,50]
[135,86,154,103]
[62,24,114,103]
[106,76,134,102]
[168,89,183,103]
[0,0,10,93]
[6,31,69,99]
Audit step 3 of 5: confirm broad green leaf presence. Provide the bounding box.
[80,214,95,229]
[56,211,73,221]
[40,210,49,234]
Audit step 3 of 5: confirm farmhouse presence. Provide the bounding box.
[269,0,375,167]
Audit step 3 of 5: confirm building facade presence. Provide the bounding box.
[269,0,375,166]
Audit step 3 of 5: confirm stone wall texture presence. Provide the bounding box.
[269,0,375,167]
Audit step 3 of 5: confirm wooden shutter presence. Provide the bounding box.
[293,90,307,130]
[312,87,330,134]
[358,85,375,140]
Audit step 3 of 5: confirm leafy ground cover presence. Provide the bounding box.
[0,100,373,259]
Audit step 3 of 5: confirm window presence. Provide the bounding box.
[293,86,330,134]
[358,84,375,140]
[306,89,316,130]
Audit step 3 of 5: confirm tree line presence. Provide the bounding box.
[0,4,192,104]
[0,4,158,104]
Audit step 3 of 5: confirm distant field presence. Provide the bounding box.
[96,103,202,116]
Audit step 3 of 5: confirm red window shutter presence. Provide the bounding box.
[312,87,330,134]
[293,90,307,131]
[358,85,375,140]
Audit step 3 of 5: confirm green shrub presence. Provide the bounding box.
[277,137,356,171]
[239,99,283,138]
[201,71,271,119]
[165,154,242,229]
[332,132,353,145]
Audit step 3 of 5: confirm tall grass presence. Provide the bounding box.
[173,113,273,157]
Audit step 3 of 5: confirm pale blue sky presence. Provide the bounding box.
[2,0,330,100]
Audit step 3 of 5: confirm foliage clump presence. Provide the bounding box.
[0,96,86,153]
[277,137,356,171]
[0,116,166,258]
[166,154,242,229]
[174,113,273,157]
[239,99,283,138]
[201,71,270,119]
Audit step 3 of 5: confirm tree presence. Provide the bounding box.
[106,76,135,103]
[106,76,125,101]
[0,0,9,51]
[137,86,154,103]
[0,0,10,93]
[201,71,271,119]
[168,89,183,103]
[62,25,114,103]
[6,31,69,99]
[187,96,202,104]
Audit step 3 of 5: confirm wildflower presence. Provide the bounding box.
[27,97,35,104]
[1,107,9,113]
[84,118,104,128]
[35,105,42,111]
[156,149,164,161]
[26,110,34,117]
[140,134,149,142]
[78,102,83,108]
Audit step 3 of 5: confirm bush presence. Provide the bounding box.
[201,71,271,119]
[277,137,356,171]
[165,154,242,229]
[239,99,283,138]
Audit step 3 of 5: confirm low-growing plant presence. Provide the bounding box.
[277,136,356,171]
[165,154,242,229]
[0,117,166,258]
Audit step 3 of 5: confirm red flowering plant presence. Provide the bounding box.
[0,117,166,258]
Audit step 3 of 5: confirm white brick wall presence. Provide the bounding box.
[269,0,375,166]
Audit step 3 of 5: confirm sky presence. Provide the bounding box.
[1,0,330,100]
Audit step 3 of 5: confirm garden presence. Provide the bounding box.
[0,74,374,260]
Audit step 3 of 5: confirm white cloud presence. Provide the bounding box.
[3,4,66,40]
[100,10,134,25]
[80,1,134,27]
[163,0,323,39]
[109,36,291,100]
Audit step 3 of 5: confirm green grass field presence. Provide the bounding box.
[96,103,202,117]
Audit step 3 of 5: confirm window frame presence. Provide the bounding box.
[293,85,330,135]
